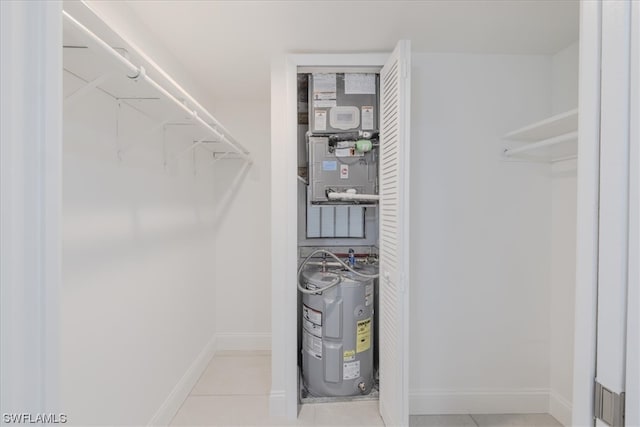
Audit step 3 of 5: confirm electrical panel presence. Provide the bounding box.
[309,73,379,134]
[308,136,377,204]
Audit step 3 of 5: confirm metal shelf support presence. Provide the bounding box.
[503,130,578,158]
[63,10,252,164]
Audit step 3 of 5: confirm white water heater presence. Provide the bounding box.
[300,265,377,397]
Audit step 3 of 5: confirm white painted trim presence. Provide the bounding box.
[0,0,62,415]
[216,333,271,351]
[149,331,271,426]
[409,389,550,415]
[549,390,573,427]
[403,388,573,425]
[286,53,389,68]
[625,1,640,425]
[270,52,388,420]
[596,0,632,394]
[571,1,602,425]
[148,334,217,426]
[270,53,299,420]
[269,390,287,418]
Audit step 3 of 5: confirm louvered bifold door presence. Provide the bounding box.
[378,40,411,427]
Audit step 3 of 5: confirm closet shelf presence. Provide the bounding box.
[503,108,578,161]
[62,10,251,163]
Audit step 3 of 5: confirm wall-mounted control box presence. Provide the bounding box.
[308,136,377,205]
[309,73,379,134]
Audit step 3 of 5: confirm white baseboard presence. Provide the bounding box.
[269,390,287,417]
[216,332,271,351]
[409,388,550,415]
[148,334,217,426]
[148,332,270,426]
[549,390,572,426]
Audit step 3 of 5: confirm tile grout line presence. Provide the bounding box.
[469,414,481,427]
[189,393,272,397]
[169,350,219,426]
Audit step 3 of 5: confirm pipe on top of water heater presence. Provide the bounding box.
[297,249,380,295]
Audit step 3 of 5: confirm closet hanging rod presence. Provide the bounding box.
[551,154,578,163]
[62,10,251,163]
[503,130,578,158]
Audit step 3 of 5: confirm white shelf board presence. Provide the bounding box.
[504,108,578,141]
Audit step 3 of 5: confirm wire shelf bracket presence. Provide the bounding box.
[62,10,252,164]
[502,109,578,163]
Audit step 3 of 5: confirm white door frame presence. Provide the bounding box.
[624,1,640,425]
[270,52,389,419]
[571,1,602,424]
[0,0,62,417]
[573,1,639,425]
[595,0,632,421]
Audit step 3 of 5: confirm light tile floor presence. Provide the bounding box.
[171,351,562,427]
[171,350,382,426]
[410,414,562,427]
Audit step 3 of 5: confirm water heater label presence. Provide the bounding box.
[356,318,372,353]
[365,284,374,306]
[303,319,322,337]
[303,304,322,326]
[303,329,322,359]
[343,360,360,380]
[343,350,355,361]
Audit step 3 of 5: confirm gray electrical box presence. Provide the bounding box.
[308,136,377,204]
[309,73,379,134]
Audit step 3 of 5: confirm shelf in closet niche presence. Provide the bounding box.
[503,108,578,161]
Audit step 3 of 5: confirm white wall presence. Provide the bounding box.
[549,159,577,425]
[62,76,219,424]
[71,2,579,420]
[80,0,273,354]
[409,52,555,413]
[78,1,212,115]
[209,101,272,351]
[551,42,579,114]
[549,42,579,426]
[60,3,271,424]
